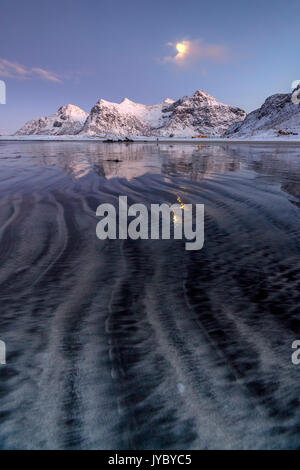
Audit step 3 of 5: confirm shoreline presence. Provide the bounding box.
[1,135,300,145]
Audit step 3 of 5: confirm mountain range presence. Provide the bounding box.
[16,90,246,138]
[15,86,300,138]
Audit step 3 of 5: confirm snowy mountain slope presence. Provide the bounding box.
[15,91,246,137]
[80,97,175,137]
[15,104,88,136]
[226,85,300,137]
[157,90,246,137]
[81,90,245,137]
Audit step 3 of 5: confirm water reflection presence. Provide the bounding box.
[1,141,300,185]
[0,141,300,450]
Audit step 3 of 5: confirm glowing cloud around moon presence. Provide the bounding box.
[162,38,228,65]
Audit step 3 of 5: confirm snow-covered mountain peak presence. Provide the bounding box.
[97,98,115,107]
[163,98,175,105]
[193,89,215,98]
[226,86,300,137]
[15,104,88,136]
[57,104,88,121]
[156,90,246,137]
[120,97,137,105]
[183,89,222,106]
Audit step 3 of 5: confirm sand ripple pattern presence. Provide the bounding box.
[0,141,300,449]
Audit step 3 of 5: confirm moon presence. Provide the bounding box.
[176,43,187,54]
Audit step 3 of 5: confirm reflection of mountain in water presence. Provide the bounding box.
[14,142,242,181]
[225,143,300,202]
[17,142,300,198]
[0,141,299,203]
[160,145,241,181]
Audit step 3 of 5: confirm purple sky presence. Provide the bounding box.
[0,0,299,133]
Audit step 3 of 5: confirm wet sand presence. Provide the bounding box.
[0,142,300,449]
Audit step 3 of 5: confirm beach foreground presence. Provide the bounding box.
[0,141,299,449]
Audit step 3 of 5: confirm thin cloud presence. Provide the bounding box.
[161,39,229,66]
[0,59,30,78]
[0,58,61,82]
[31,67,61,83]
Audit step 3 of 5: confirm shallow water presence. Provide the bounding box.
[0,141,300,449]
